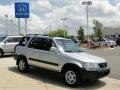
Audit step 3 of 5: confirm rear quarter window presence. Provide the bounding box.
[18,37,30,46]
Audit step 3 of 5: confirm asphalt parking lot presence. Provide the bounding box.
[0,55,120,90]
[83,47,120,80]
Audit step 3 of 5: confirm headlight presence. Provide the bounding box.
[83,62,100,70]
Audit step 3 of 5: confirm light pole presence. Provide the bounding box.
[61,18,67,37]
[10,19,13,35]
[18,19,21,35]
[49,23,52,33]
[44,27,49,35]
[25,18,27,35]
[82,1,92,46]
[5,14,8,35]
[14,24,16,35]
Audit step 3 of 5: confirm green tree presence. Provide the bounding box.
[93,20,104,46]
[48,29,68,37]
[77,26,85,41]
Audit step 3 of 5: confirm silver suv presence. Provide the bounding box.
[14,35,110,87]
[0,35,22,56]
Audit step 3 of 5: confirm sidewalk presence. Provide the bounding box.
[0,57,120,90]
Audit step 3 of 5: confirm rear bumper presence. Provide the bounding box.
[80,68,110,80]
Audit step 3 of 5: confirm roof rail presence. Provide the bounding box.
[27,34,43,36]
[26,34,50,37]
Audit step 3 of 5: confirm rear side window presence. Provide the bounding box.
[14,37,22,42]
[28,37,54,51]
[19,37,30,46]
[28,37,43,50]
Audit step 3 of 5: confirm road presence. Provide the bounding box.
[83,47,120,80]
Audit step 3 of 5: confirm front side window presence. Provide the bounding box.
[56,39,81,52]
[5,37,22,43]
[5,37,15,43]
[14,37,22,42]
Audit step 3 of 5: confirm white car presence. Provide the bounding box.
[105,39,116,47]
[91,40,105,47]
[0,35,22,56]
[14,35,110,87]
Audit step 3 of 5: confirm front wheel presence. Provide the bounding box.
[63,68,81,87]
[0,49,3,57]
[18,58,29,73]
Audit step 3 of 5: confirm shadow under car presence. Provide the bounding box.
[8,66,106,89]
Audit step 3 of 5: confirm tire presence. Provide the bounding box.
[110,45,113,48]
[105,44,107,47]
[18,58,29,73]
[63,68,81,87]
[0,49,3,57]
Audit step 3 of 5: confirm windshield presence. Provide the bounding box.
[0,37,7,42]
[56,39,81,52]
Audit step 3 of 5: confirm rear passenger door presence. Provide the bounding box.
[38,38,60,71]
[26,37,44,66]
[27,37,59,71]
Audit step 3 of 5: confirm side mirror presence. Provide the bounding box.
[50,47,58,52]
[4,41,8,44]
[77,43,80,46]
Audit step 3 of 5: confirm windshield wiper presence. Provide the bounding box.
[65,50,83,52]
[77,51,83,52]
[65,51,73,52]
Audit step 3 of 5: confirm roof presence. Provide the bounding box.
[26,34,71,40]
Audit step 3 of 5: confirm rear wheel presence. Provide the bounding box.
[18,58,29,72]
[110,45,113,48]
[105,43,107,47]
[63,68,81,87]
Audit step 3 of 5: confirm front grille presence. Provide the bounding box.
[98,63,107,68]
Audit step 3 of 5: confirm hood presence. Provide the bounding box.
[64,52,106,63]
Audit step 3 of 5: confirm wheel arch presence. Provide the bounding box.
[0,48,4,54]
[16,55,27,65]
[61,63,82,74]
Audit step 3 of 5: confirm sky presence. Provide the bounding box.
[0,0,120,35]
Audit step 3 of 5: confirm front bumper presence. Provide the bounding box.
[13,54,18,60]
[80,68,110,80]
